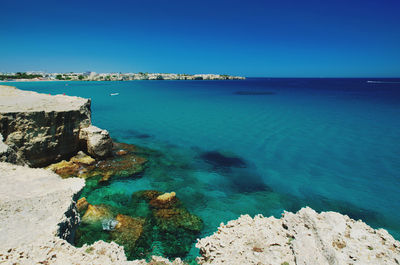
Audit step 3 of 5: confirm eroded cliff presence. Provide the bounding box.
[0,85,111,167]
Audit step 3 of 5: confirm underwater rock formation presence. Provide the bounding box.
[46,151,95,178]
[46,143,148,183]
[77,197,89,214]
[110,214,145,255]
[149,192,179,209]
[200,150,247,169]
[82,204,114,224]
[196,207,400,265]
[132,190,204,258]
[75,189,203,260]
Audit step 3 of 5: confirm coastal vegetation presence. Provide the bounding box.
[0,72,43,80]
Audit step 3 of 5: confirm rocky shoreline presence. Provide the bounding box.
[0,85,399,264]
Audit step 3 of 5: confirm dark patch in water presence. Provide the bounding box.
[234,91,276,95]
[122,129,152,139]
[137,133,151,139]
[200,151,247,169]
[229,170,272,193]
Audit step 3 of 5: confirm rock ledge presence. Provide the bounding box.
[196,207,400,264]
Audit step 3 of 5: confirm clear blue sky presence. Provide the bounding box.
[1,0,399,77]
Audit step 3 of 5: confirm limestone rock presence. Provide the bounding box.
[0,133,19,164]
[157,192,176,202]
[46,151,96,179]
[196,207,400,265]
[70,151,96,165]
[79,125,113,158]
[46,159,82,178]
[0,162,144,264]
[82,204,114,224]
[116,149,128,156]
[77,197,89,214]
[110,214,145,255]
[150,192,178,209]
[0,85,91,167]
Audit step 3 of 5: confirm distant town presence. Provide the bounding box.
[0,72,245,81]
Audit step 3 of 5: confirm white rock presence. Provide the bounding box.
[0,162,184,265]
[196,207,400,265]
[79,125,113,158]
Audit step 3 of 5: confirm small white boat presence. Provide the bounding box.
[110,93,119,96]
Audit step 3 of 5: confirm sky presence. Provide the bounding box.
[1,0,400,77]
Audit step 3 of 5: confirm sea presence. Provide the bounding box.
[7,78,400,259]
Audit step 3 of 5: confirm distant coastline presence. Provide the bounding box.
[0,72,245,82]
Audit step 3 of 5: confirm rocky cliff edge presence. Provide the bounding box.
[196,208,400,264]
[0,85,112,167]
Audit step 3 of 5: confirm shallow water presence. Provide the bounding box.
[8,78,400,259]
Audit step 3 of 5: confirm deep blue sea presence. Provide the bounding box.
[7,78,400,257]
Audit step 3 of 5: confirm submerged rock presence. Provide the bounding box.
[46,143,148,183]
[200,150,247,169]
[132,190,162,202]
[149,192,179,209]
[102,218,119,231]
[154,208,203,232]
[110,214,145,255]
[81,204,114,224]
[116,149,128,156]
[70,151,96,165]
[46,151,95,179]
[76,197,89,214]
[130,190,203,258]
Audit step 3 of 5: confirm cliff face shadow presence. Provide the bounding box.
[199,151,247,170]
[234,91,276,95]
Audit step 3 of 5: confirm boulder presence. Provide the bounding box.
[110,214,145,256]
[46,151,95,179]
[81,204,113,224]
[149,192,178,209]
[79,125,113,158]
[76,197,89,214]
[70,151,96,165]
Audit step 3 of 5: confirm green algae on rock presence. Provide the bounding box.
[74,190,203,261]
[110,214,145,256]
[46,142,148,183]
[131,190,203,259]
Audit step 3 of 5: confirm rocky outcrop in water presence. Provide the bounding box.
[0,85,112,167]
[46,142,148,184]
[196,207,400,264]
[80,125,113,158]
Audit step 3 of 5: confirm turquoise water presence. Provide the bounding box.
[7,79,400,257]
